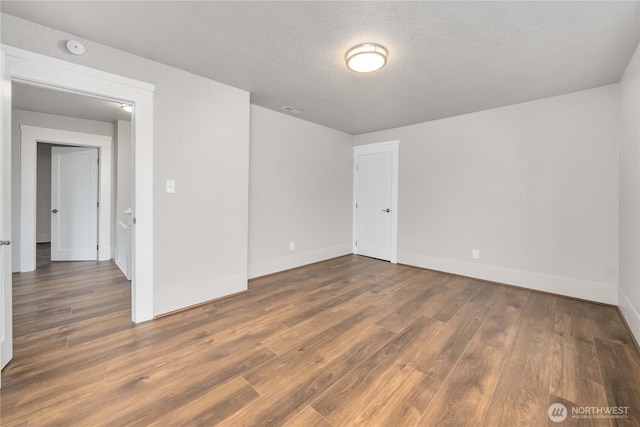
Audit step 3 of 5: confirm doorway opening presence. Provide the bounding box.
[21,125,113,271]
[1,46,155,373]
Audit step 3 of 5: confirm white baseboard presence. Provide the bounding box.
[248,243,352,279]
[115,258,129,280]
[399,251,618,305]
[619,287,640,345]
[154,271,248,316]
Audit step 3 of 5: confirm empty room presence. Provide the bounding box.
[1,1,639,426]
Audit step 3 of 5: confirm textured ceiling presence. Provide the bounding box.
[2,1,639,134]
[12,82,132,123]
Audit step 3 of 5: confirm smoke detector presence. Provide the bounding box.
[66,40,86,56]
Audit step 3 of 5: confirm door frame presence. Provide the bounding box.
[1,44,10,376]
[1,45,155,327]
[21,127,112,269]
[353,140,399,263]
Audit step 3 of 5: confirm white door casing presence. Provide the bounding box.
[1,45,155,342]
[22,127,111,268]
[51,146,99,261]
[353,141,399,263]
[1,48,12,373]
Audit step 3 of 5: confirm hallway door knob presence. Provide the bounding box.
[0,240,10,246]
[51,209,59,213]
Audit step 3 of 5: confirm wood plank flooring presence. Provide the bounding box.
[2,248,640,426]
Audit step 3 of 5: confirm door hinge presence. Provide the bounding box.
[97,245,99,250]
[355,240,358,246]
[356,202,358,208]
[356,165,359,172]
[97,201,99,207]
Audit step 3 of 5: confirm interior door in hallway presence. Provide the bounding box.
[51,146,98,261]
[355,148,394,261]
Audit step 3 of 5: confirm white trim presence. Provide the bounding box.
[353,140,399,263]
[619,287,640,345]
[2,45,154,323]
[1,48,12,373]
[248,243,352,279]
[399,250,618,305]
[115,222,131,280]
[1,45,154,95]
[20,126,112,270]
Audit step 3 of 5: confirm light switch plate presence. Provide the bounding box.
[166,180,175,193]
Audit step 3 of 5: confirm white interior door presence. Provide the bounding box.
[51,146,98,261]
[355,151,394,261]
[1,53,12,373]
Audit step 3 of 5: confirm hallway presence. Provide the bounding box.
[8,244,131,371]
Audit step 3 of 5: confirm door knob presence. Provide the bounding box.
[51,209,59,213]
[381,208,391,213]
[0,240,10,246]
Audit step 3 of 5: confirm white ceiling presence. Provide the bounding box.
[12,82,132,123]
[2,1,639,134]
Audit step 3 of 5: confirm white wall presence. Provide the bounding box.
[619,41,640,344]
[11,108,114,271]
[114,120,131,274]
[115,120,131,225]
[248,105,353,278]
[3,14,251,316]
[355,85,620,304]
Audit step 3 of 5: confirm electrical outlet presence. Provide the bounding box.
[472,249,480,259]
[289,241,295,251]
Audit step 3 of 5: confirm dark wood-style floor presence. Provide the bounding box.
[1,247,639,426]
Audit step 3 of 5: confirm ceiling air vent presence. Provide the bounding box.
[282,106,304,115]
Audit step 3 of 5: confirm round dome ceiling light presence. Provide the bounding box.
[346,43,388,73]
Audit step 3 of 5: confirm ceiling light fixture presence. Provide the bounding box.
[346,43,388,73]
[121,104,133,113]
